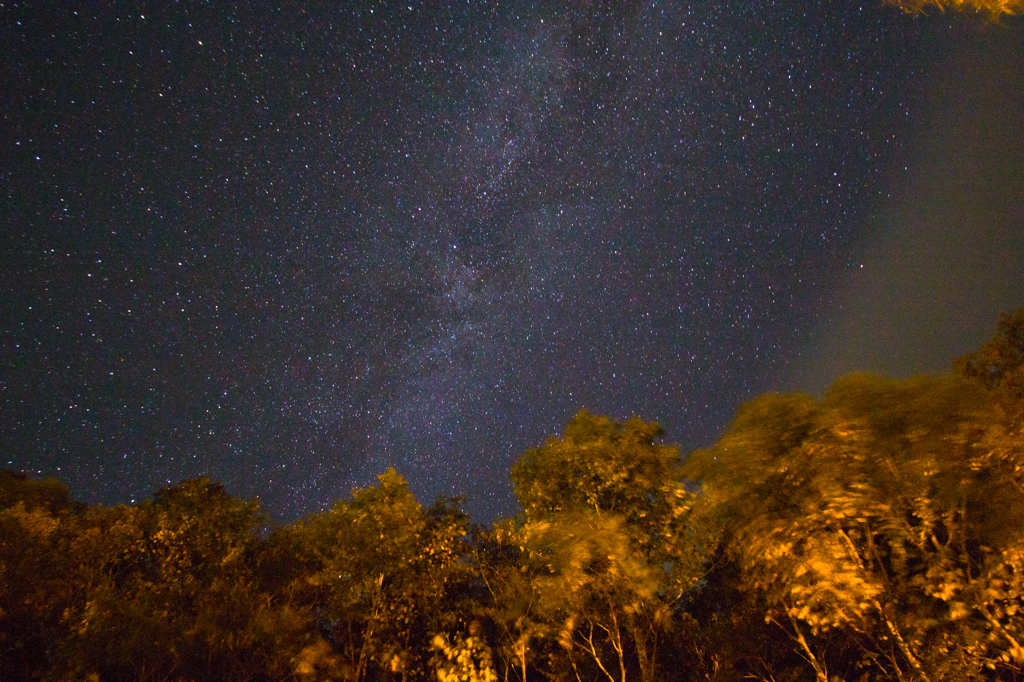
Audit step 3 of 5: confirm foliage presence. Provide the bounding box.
[511,410,712,595]
[0,469,73,513]
[50,478,296,682]
[956,308,1024,407]
[431,628,498,682]
[684,373,1024,681]
[0,479,74,681]
[3,312,1024,682]
[884,0,1024,15]
[293,468,473,682]
[508,411,714,682]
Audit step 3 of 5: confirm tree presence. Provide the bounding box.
[511,410,710,596]
[955,308,1024,406]
[53,478,284,682]
[0,471,77,681]
[508,411,713,682]
[470,522,546,682]
[296,468,471,682]
[0,469,74,513]
[684,373,1024,681]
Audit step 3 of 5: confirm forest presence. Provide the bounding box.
[2,309,1022,682]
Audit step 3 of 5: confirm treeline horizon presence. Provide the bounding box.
[2,310,1023,682]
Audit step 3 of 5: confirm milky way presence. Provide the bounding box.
[4,3,1020,523]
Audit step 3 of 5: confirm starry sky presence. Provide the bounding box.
[3,2,1023,524]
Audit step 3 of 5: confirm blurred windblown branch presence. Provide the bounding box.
[884,0,1024,14]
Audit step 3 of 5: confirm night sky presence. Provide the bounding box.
[3,2,1023,524]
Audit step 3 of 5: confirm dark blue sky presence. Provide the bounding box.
[3,2,1022,523]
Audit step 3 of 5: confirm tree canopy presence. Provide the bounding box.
[683,373,1024,681]
[3,311,1024,681]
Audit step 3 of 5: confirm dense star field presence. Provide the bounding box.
[3,2,1023,523]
